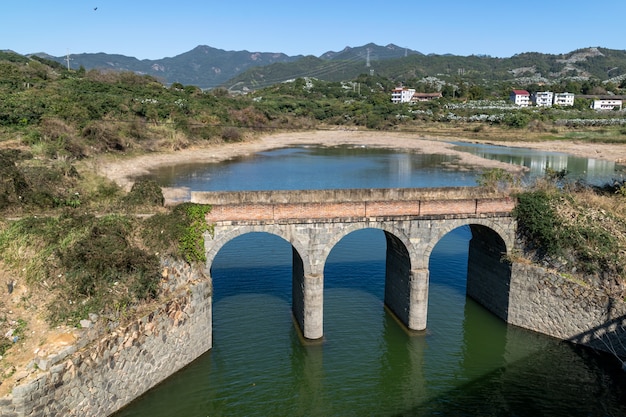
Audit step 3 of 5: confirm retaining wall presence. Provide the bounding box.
[0,259,212,417]
[509,262,626,357]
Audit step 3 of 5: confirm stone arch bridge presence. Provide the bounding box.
[192,187,517,340]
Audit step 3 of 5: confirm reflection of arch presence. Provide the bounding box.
[206,225,308,274]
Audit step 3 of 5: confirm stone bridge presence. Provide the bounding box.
[192,187,517,340]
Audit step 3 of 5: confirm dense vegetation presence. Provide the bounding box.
[1,51,626,377]
[512,173,626,296]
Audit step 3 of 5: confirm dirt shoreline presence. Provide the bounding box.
[96,130,626,196]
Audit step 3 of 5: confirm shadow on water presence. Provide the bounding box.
[112,226,626,417]
[396,315,626,416]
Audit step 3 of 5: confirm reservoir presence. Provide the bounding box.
[114,142,626,416]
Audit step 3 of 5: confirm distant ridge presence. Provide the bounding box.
[36,43,421,89]
[29,44,626,91]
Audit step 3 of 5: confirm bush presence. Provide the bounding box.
[0,152,30,210]
[502,112,531,128]
[221,126,243,142]
[142,203,212,263]
[49,215,161,325]
[513,190,563,256]
[82,121,127,152]
[122,180,164,207]
[476,168,520,192]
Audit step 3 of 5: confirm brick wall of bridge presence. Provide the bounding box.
[204,198,516,223]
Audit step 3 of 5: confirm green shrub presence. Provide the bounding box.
[142,203,212,263]
[514,187,626,279]
[48,215,161,325]
[513,190,563,256]
[476,168,520,191]
[122,179,164,207]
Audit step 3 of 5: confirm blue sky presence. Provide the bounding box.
[2,1,625,60]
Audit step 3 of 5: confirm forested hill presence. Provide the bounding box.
[34,43,420,90]
[224,47,626,92]
[28,44,626,91]
[24,43,626,91]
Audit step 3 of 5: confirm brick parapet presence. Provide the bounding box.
[205,197,516,223]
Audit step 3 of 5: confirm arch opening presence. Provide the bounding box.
[427,223,512,329]
[210,232,306,337]
[211,232,294,302]
[466,224,512,321]
[322,227,413,334]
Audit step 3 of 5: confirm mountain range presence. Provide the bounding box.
[34,43,626,91]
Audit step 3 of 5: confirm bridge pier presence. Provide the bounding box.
[409,269,429,331]
[301,274,324,340]
[292,249,324,340]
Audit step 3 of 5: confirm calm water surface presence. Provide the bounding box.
[115,143,626,416]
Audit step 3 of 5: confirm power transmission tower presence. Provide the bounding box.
[65,50,72,70]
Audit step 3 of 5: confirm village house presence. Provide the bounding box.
[510,90,530,107]
[517,90,575,107]
[553,92,575,106]
[391,87,415,103]
[591,98,623,111]
[391,87,442,103]
[532,91,554,107]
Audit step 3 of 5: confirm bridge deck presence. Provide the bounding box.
[192,187,515,223]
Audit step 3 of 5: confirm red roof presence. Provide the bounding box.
[512,90,530,95]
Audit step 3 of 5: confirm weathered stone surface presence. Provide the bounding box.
[0,259,212,417]
[508,263,626,356]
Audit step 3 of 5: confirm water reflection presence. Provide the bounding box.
[452,142,623,184]
[137,145,473,191]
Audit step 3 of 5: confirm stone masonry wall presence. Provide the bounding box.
[191,187,506,205]
[0,259,212,417]
[508,262,626,357]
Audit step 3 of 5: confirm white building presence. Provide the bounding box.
[532,91,554,107]
[553,92,575,107]
[510,90,530,107]
[391,87,416,103]
[591,99,623,111]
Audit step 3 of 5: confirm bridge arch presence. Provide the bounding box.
[317,222,414,270]
[198,187,517,340]
[420,219,513,323]
[320,225,415,329]
[420,217,514,269]
[206,224,309,275]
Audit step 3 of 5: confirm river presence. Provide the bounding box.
[113,143,626,416]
